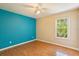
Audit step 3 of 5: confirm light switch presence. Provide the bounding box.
[9,41,12,44]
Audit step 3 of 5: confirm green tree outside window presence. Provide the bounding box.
[57,18,68,38]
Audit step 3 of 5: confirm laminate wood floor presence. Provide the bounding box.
[0,40,79,56]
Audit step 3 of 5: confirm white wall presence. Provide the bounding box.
[77,9,79,50]
[37,9,79,51]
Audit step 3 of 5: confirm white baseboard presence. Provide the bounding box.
[0,39,36,51]
[52,43,79,51]
[38,39,79,51]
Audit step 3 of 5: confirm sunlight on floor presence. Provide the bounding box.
[56,51,68,56]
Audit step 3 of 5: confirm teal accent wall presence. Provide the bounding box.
[0,9,36,49]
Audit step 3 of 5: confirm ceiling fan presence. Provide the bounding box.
[22,3,47,15]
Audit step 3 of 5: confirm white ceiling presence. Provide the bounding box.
[0,3,79,18]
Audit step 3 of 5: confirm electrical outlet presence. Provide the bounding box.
[32,36,34,38]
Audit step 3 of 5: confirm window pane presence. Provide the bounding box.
[57,18,68,38]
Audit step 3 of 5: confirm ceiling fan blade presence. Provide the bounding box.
[22,4,34,8]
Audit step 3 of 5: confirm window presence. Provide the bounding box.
[55,17,70,39]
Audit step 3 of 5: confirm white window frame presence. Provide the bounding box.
[55,17,70,39]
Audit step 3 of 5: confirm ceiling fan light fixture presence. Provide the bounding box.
[36,10,40,15]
